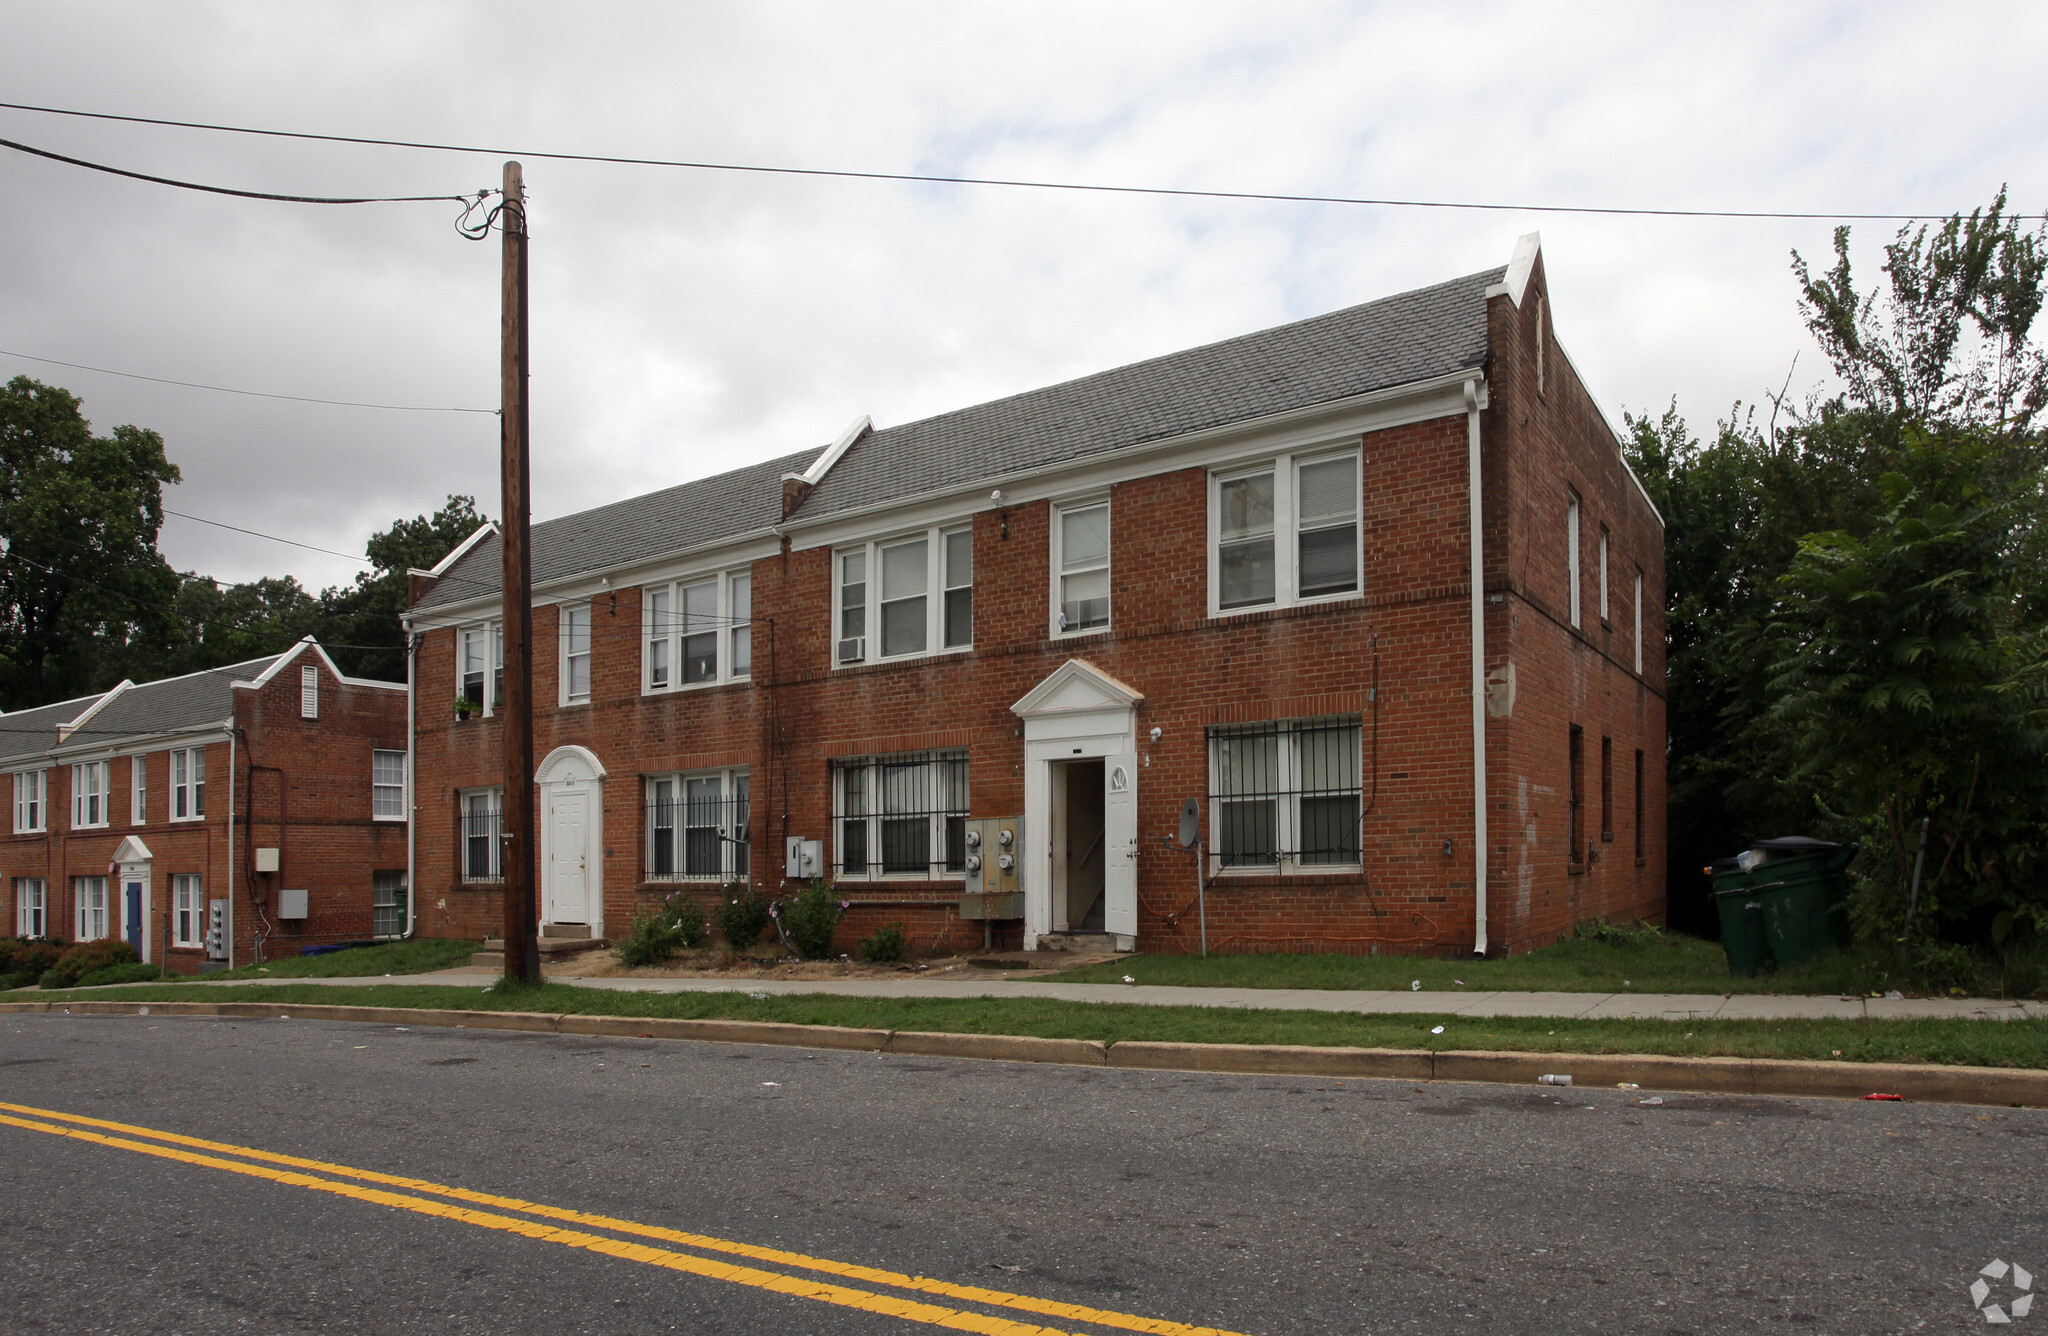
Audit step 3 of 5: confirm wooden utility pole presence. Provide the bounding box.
[499,161,539,984]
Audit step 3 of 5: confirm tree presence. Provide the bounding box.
[314,495,488,681]
[0,377,181,709]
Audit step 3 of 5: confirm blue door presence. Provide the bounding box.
[125,881,144,954]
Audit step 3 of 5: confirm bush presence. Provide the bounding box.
[659,891,710,949]
[1,970,40,991]
[0,937,64,977]
[615,913,682,969]
[76,961,162,987]
[782,880,845,961]
[856,922,909,964]
[39,938,140,990]
[714,883,774,952]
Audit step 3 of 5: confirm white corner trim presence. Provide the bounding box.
[1486,232,1542,308]
[795,415,872,486]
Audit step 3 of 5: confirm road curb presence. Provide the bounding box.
[5,999,2043,1107]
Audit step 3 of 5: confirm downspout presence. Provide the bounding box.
[226,723,237,969]
[404,628,418,938]
[1466,378,1489,958]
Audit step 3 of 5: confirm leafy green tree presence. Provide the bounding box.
[314,495,487,681]
[0,377,181,709]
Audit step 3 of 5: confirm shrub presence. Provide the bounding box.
[660,891,710,949]
[76,961,162,987]
[615,913,681,969]
[782,879,845,961]
[856,922,909,964]
[0,937,63,976]
[715,883,774,952]
[39,938,140,990]
[1,970,40,991]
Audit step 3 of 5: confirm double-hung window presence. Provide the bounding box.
[372,871,407,938]
[1055,502,1110,634]
[172,874,203,948]
[1598,526,1611,624]
[460,788,503,882]
[14,878,46,938]
[646,768,749,881]
[71,760,109,829]
[1566,491,1582,629]
[372,750,407,820]
[170,747,205,822]
[1206,716,1362,873]
[460,623,503,713]
[645,570,752,691]
[832,751,967,880]
[74,875,109,941]
[1211,451,1360,614]
[12,770,44,834]
[835,527,972,665]
[560,603,592,704]
[131,754,147,825]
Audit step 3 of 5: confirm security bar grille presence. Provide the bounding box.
[459,792,503,883]
[832,750,968,880]
[646,773,750,881]
[1207,716,1363,870]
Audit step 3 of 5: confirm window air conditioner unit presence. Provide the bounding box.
[837,636,865,664]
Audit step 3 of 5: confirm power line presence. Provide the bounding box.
[160,509,372,565]
[0,100,1979,223]
[0,133,482,207]
[0,348,496,415]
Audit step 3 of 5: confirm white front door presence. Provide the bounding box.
[1102,757,1138,937]
[545,790,591,926]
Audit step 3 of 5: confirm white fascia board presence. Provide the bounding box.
[789,415,871,487]
[56,682,127,741]
[405,530,782,627]
[1549,336,1666,530]
[49,722,233,766]
[786,372,1481,554]
[429,522,498,577]
[1485,232,1542,308]
[241,637,317,689]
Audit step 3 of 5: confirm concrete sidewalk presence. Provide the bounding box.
[199,968,2048,1022]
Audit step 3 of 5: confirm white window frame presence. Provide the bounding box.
[1052,499,1112,637]
[74,875,109,941]
[1566,490,1583,629]
[559,602,593,706]
[459,622,504,715]
[372,749,407,821]
[172,874,203,948]
[1633,568,1645,675]
[830,750,969,882]
[372,870,407,938]
[833,526,973,667]
[71,760,109,830]
[15,878,46,938]
[1206,716,1365,877]
[301,664,319,719]
[643,568,753,693]
[460,787,504,883]
[12,769,45,834]
[170,747,206,823]
[1206,447,1363,618]
[645,767,750,882]
[130,754,147,826]
[1598,525,1610,624]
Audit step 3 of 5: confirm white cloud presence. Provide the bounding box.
[2,0,2042,588]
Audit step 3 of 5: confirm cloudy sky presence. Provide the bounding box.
[2,2,2042,592]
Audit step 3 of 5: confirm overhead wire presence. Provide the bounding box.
[0,100,1986,223]
[0,348,496,415]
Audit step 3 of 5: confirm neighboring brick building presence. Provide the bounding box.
[0,640,409,970]
[406,235,1665,957]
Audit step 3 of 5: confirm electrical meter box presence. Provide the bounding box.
[206,899,228,960]
[784,837,823,880]
[277,888,309,920]
[254,847,281,873]
[958,816,1024,920]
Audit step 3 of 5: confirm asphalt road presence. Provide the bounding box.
[2,1014,2042,1335]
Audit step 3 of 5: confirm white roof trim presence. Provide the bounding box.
[233,637,403,692]
[1011,659,1145,718]
[1484,232,1542,308]
[57,681,128,742]
[112,834,155,863]
[421,521,498,579]
[786,415,872,488]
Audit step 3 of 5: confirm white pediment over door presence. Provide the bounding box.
[1011,660,1144,720]
[112,835,155,864]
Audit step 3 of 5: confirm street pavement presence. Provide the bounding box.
[3,1011,2043,1334]
[192,967,2048,1022]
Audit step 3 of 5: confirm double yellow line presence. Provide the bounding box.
[0,1101,1248,1336]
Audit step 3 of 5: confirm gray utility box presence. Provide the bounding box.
[276,888,309,920]
[959,816,1024,920]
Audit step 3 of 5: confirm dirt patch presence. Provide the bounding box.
[544,947,1010,983]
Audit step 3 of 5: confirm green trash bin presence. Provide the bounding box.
[1714,884,1775,976]
[1750,840,1858,969]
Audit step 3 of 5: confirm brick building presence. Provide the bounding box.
[0,640,410,970]
[405,235,1665,957]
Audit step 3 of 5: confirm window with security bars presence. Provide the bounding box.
[647,769,750,881]
[372,870,407,938]
[832,751,967,880]
[1207,716,1363,871]
[460,788,503,882]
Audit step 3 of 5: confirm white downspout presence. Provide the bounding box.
[1465,379,1489,958]
[403,627,417,938]
[226,723,238,969]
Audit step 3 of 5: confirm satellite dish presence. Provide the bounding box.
[1177,797,1200,850]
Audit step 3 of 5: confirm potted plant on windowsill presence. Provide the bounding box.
[453,696,477,721]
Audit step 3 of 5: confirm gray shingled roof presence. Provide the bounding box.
[0,693,107,766]
[795,267,1502,522]
[412,446,819,614]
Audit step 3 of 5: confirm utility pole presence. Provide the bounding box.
[499,161,539,984]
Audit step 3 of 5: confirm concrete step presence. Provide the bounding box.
[470,951,504,968]
[477,936,607,959]
[542,923,592,939]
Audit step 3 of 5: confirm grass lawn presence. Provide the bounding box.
[32,980,2048,1069]
[1045,931,2019,999]
[181,937,481,981]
